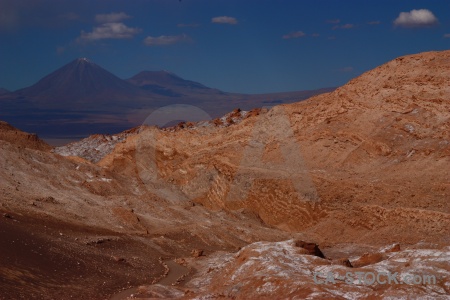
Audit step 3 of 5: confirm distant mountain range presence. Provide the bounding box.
[126,70,222,97]
[0,58,334,142]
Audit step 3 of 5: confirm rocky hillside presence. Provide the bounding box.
[100,51,450,244]
[0,121,51,151]
[0,122,293,299]
[135,240,450,299]
[97,50,450,296]
[1,50,449,299]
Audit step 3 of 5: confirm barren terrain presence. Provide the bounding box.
[1,50,449,299]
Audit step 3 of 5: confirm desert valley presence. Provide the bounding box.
[0,50,449,299]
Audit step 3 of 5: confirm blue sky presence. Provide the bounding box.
[0,0,449,93]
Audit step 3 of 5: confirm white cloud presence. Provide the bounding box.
[444,34,450,38]
[79,22,141,41]
[178,23,200,28]
[95,12,131,23]
[393,9,438,28]
[326,19,340,24]
[282,31,306,39]
[332,23,354,30]
[341,23,354,29]
[211,16,238,25]
[143,34,190,46]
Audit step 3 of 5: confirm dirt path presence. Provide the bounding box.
[110,260,189,300]
[157,260,189,286]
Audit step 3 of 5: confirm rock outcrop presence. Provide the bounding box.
[0,121,51,151]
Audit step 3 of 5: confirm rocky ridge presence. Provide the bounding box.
[0,121,51,151]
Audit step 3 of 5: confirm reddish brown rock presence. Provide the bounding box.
[294,240,326,258]
[333,258,353,267]
[0,121,51,151]
[351,252,385,268]
[385,243,401,253]
[191,249,204,257]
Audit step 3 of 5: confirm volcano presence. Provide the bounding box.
[15,58,146,108]
[127,70,222,97]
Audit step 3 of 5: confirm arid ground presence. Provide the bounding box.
[1,50,449,299]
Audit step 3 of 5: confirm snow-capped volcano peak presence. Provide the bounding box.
[15,57,141,102]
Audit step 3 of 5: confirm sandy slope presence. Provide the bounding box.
[100,51,450,246]
[0,137,293,299]
[1,50,449,299]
